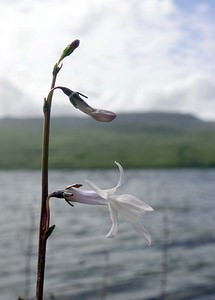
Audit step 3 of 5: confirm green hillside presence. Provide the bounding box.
[0,112,215,169]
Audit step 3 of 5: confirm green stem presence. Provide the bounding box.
[36,65,60,300]
[36,40,80,299]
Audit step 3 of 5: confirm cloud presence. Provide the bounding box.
[144,76,215,118]
[0,0,215,120]
[0,78,39,117]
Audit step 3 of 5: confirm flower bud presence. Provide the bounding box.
[53,86,117,122]
[70,92,116,122]
[58,39,80,64]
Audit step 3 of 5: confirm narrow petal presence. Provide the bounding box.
[109,199,152,244]
[123,214,152,245]
[117,194,154,215]
[105,161,124,194]
[106,203,119,238]
[114,161,124,189]
[86,179,108,199]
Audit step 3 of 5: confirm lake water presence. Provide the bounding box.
[0,168,215,300]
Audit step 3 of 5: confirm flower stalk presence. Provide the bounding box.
[36,39,117,299]
[36,40,80,300]
[36,69,59,300]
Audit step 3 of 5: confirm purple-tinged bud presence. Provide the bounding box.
[52,86,117,122]
[58,39,80,64]
[70,92,116,122]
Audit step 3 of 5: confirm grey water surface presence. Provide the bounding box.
[0,168,215,300]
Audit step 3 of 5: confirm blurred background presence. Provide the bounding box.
[0,0,215,299]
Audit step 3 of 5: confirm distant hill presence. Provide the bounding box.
[0,112,215,169]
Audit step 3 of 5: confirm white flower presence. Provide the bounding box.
[52,162,153,245]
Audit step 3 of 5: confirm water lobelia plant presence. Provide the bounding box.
[36,39,117,300]
[36,40,153,300]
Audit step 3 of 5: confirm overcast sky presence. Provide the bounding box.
[0,0,215,120]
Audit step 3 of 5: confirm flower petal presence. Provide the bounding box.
[116,194,154,215]
[105,161,124,194]
[123,214,152,245]
[86,179,108,199]
[109,198,152,244]
[106,203,119,238]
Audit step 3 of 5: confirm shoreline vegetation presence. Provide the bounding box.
[1,112,215,169]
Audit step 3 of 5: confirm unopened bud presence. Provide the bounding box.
[58,39,80,64]
[70,92,116,122]
[52,86,116,122]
